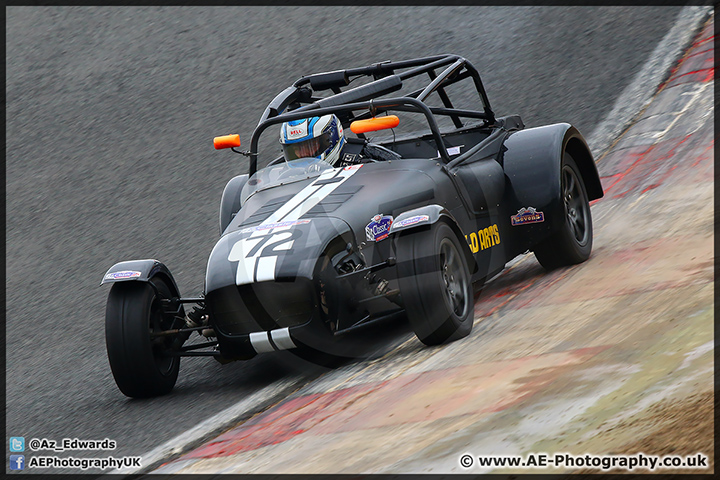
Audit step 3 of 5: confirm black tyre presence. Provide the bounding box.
[533,152,593,270]
[397,222,473,345]
[105,278,183,398]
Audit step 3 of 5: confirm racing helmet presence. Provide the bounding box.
[279,114,345,166]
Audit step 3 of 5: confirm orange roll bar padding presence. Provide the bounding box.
[350,115,400,134]
[213,134,241,150]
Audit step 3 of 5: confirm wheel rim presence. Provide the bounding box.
[562,165,590,246]
[439,238,470,317]
[149,294,178,376]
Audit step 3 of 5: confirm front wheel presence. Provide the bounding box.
[396,222,474,346]
[105,278,183,398]
[533,152,593,270]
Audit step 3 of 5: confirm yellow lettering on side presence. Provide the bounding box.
[484,227,492,248]
[478,230,487,250]
[493,224,500,245]
[470,232,479,253]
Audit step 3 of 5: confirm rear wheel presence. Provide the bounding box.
[105,278,183,398]
[533,152,593,270]
[397,222,473,345]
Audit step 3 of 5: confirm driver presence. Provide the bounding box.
[279,114,401,167]
[279,114,346,167]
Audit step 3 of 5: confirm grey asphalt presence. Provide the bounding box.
[6,6,684,473]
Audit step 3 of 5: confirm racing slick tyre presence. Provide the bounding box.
[397,222,473,345]
[105,278,183,398]
[533,152,593,270]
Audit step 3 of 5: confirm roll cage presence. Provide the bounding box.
[249,54,496,176]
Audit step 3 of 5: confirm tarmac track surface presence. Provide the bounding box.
[4,5,698,474]
[146,14,715,472]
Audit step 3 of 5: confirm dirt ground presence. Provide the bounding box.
[572,388,715,475]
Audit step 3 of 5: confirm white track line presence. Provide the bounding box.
[587,5,712,158]
[114,6,713,476]
[109,377,302,475]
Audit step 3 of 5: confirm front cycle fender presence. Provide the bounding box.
[101,259,182,300]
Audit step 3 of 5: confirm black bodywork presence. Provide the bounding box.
[103,54,603,367]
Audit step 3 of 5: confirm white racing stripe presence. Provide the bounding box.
[229,165,362,286]
[255,256,278,283]
[271,327,297,350]
[256,166,341,227]
[248,327,298,354]
[249,332,274,353]
[108,377,305,475]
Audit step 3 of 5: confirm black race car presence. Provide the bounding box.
[102,54,603,398]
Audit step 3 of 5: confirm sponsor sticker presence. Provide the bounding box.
[105,270,142,280]
[511,207,545,226]
[465,224,501,253]
[394,214,430,229]
[365,214,393,242]
[342,153,358,163]
[436,145,464,157]
[240,219,311,234]
[343,163,363,171]
[287,121,308,140]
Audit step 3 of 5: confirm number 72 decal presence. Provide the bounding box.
[228,229,302,285]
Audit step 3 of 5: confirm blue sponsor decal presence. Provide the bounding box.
[365,214,393,242]
[394,214,430,229]
[511,207,545,226]
[105,270,142,280]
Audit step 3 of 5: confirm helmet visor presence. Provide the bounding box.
[282,132,331,161]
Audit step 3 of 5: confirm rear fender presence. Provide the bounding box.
[502,123,603,244]
[101,259,182,299]
[390,205,477,274]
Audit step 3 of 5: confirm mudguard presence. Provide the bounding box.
[219,174,249,235]
[502,123,603,241]
[100,259,182,299]
[389,204,478,274]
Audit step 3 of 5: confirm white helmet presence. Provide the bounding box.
[279,114,345,166]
